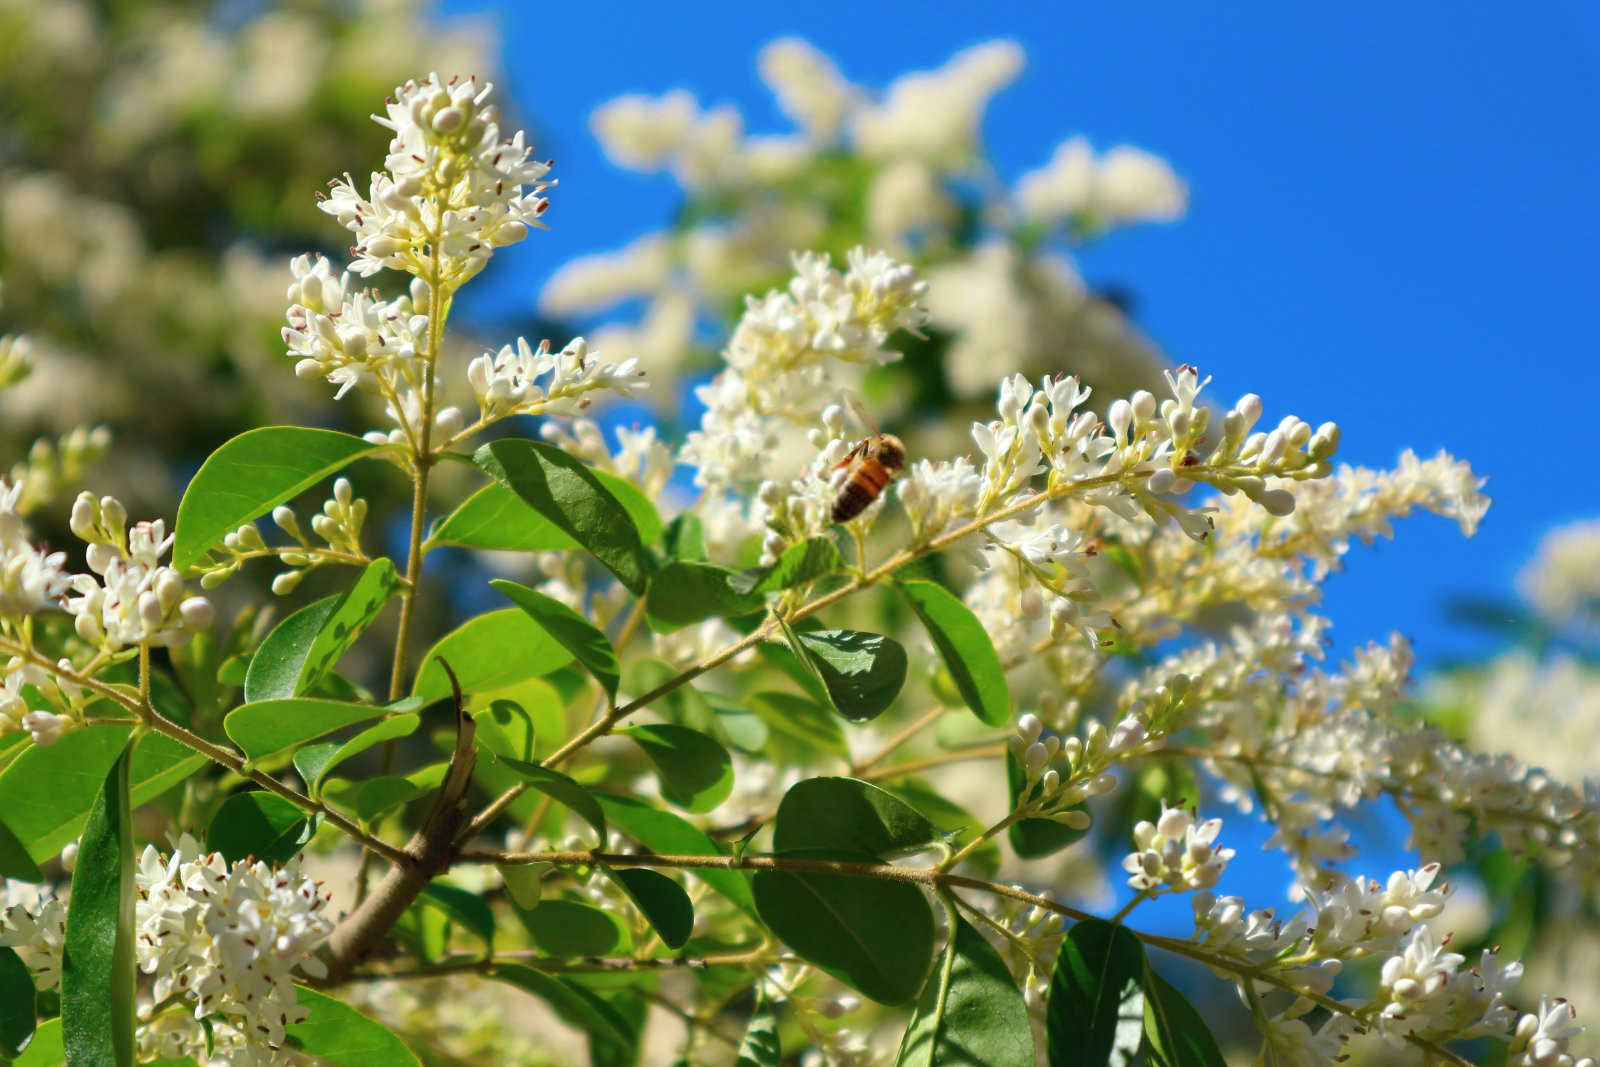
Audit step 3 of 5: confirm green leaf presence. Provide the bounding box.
[495,757,606,844]
[420,883,496,951]
[0,728,203,864]
[62,743,135,1066]
[791,630,908,723]
[884,779,1001,878]
[747,691,849,760]
[11,1017,61,1067]
[0,813,43,882]
[322,776,423,822]
[412,607,573,706]
[243,559,398,702]
[471,698,542,763]
[206,792,314,865]
[493,579,621,700]
[1141,967,1228,1067]
[735,994,780,1067]
[173,427,385,572]
[493,965,637,1048]
[431,472,663,553]
[729,537,843,595]
[522,898,626,957]
[773,777,937,858]
[896,911,1033,1067]
[619,724,734,813]
[0,946,35,1059]
[596,793,755,917]
[608,868,694,949]
[1046,919,1146,1067]
[294,713,420,796]
[286,987,420,1065]
[645,561,765,633]
[662,513,707,562]
[224,698,385,761]
[897,579,1012,727]
[473,440,654,593]
[752,865,933,1006]
[1007,749,1088,859]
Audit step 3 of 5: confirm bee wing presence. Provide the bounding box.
[840,390,880,436]
[830,438,868,471]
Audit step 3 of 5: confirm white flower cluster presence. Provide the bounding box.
[1121,802,1234,893]
[1518,518,1600,634]
[1015,136,1188,233]
[1005,710,1145,828]
[134,835,333,1062]
[282,253,429,401]
[0,478,74,617]
[67,492,213,650]
[0,879,66,991]
[320,73,552,282]
[1185,862,1588,1064]
[466,335,646,422]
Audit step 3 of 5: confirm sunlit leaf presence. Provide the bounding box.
[1141,966,1228,1067]
[243,559,398,702]
[596,793,755,917]
[493,579,620,700]
[430,473,663,553]
[206,792,314,865]
[897,579,1011,726]
[729,537,843,595]
[645,561,764,633]
[286,987,421,1066]
[1046,919,1146,1067]
[224,698,386,762]
[619,724,734,813]
[495,757,606,845]
[895,911,1032,1067]
[62,743,135,1066]
[412,607,573,706]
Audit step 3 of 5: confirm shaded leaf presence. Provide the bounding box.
[747,691,849,761]
[897,579,1011,727]
[62,744,135,1066]
[420,883,496,951]
[609,868,694,949]
[790,629,908,723]
[735,994,780,1067]
[474,440,654,593]
[773,777,937,858]
[206,792,314,865]
[412,608,573,706]
[1046,919,1146,1067]
[729,538,842,595]
[322,776,423,822]
[1141,967,1228,1067]
[596,793,755,917]
[243,560,398,702]
[620,724,734,813]
[173,427,384,571]
[521,898,626,957]
[493,579,620,700]
[896,911,1032,1067]
[0,813,43,882]
[286,987,420,1066]
[493,965,636,1048]
[645,562,764,633]
[0,946,35,1060]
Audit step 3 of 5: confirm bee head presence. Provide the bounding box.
[872,434,907,472]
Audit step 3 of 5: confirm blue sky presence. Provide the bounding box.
[441,0,1599,670]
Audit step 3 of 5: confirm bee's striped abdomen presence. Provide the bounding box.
[831,462,891,522]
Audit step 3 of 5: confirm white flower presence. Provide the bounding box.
[1016,136,1187,231]
[1123,802,1235,892]
[851,41,1024,166]
[1510,997,1596,1067]
[465,335,646,421]
[0,884,67,990]
[64,493,213,650]
[1518,518,1600,634]
[758,38,858,143]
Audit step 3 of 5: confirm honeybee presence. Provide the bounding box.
[830,432,907,523]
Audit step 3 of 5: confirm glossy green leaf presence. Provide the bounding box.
[609,867,694,949]
[473,439,654,593]
[1046,919,1146,1067]
[897,579,1011,727]
[773,777,937,858]
[286,987,420,1066]
[493,965,636,1048]
[430,472,663,553]
[884,779,1000,878]
[498,862,549,910]
[206,792,314,865]
[645,561,765,633]
[420,883,496,951]
[522,898,627,957]
[224,698,385,761]
[412,607,573,706]
[662,513,707,562]
[596,793,755,916]
[495,757,606,844]
[0,946,35,1059]
[896,911,1033,1067]
[471,698,543,763]
[11,1017,60,1067]
[752,865,933,1006]
[493,579,620,699]
[735,994,780,1067]
[1141,967,1228,1067]
[322,775,423,822]
[792,629,908,723]
[293,713,420,796]
[0,728,204,864]
[243,559,398,702]
[620,724,734,813]
[1007,749,1088,859]
[729,537,842,595]
[747,691,849,760]
[173,427,385,571]
[0,813,42,882]
[62,744,135,1066]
